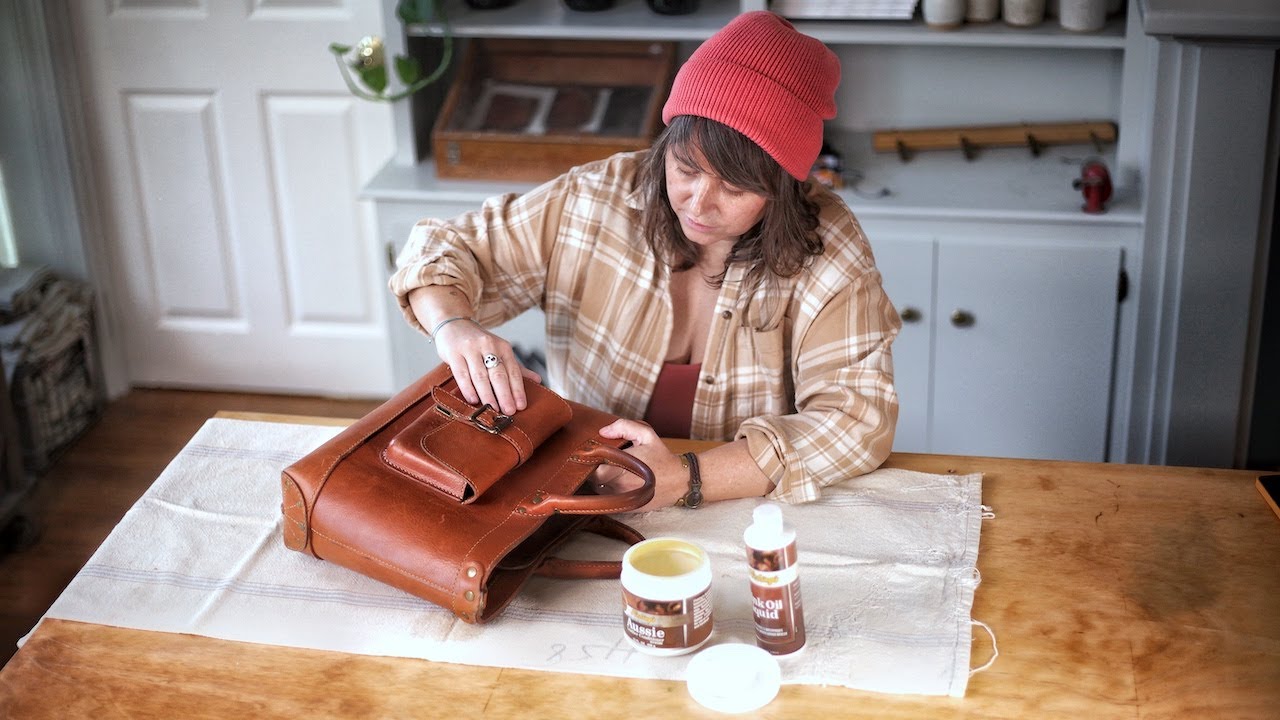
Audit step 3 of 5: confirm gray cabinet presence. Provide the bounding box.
[867,233,934,455]
[870,222,1125,461]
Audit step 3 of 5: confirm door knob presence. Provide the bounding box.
[950,309,975,328]
[899,307,922,323]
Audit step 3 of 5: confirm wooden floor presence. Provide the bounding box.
[0,388,382,669]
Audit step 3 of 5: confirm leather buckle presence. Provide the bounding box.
[469,405,513,435]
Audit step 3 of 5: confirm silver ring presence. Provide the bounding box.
[482,353,501,369]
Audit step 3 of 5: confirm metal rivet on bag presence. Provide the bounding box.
[465,590,475,601]
[531,493,544,504]
[466,567,478,578]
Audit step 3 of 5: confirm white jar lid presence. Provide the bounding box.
[685,643,782,714]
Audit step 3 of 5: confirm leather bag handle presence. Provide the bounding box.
[535,516,646,580]
[516,441,655,517]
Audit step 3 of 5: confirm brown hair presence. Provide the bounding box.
[638,116,823,291]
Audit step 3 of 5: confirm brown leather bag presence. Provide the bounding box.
[280,363,654,623]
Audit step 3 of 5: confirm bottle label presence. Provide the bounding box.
[622,587,713,652]
[747,543,806,654]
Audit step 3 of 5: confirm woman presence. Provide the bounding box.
[390,11,899,510]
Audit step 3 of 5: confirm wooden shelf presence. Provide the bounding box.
[361,137,1142,226]
[837,144,1142,224]
[795,14,1127,48]
[406,0,1127,49]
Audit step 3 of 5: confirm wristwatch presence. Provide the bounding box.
[675,452,704,509]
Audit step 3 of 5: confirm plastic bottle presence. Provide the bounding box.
[743,503,806,655]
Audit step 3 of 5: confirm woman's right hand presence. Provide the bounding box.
[433,319,539,416]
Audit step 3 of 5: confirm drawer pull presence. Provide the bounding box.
[950,309,975,328]
[900,307,922,323]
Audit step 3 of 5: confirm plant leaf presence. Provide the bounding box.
[396,0,423,24]
[394,55,422,85]
[358,65,388,95]
[329,42,352,55]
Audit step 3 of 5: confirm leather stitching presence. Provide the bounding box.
[304,374,438,514]
[312,528,455,596]
[380,446,467,501]
[416,411,473,485]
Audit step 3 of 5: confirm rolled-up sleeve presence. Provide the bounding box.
[388,177,569,333]
[738,256,901,504]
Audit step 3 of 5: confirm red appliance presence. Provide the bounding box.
[1072,158,1113,214]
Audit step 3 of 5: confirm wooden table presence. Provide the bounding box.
[1,414,1277,719]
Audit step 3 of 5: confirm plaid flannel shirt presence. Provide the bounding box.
[390,151,899,503]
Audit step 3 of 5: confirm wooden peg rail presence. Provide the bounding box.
[872,121,1118,162]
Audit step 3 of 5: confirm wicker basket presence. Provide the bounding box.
[11,328,100,473]
[0,269,102,474]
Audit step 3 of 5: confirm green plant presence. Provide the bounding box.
[329,0,453,103]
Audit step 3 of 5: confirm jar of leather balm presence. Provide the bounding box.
[621,538,714,656]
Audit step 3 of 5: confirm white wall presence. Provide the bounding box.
[831,44,1123,131]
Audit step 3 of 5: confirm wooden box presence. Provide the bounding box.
[432,38,676,182]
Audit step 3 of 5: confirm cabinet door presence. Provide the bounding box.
[868,236,935,454]
[932,240,1121,462]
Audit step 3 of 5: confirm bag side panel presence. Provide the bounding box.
[280,471,312,554]
[278,365,452,556]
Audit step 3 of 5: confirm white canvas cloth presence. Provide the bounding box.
[29,418,988,697]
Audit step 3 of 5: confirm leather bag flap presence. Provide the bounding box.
[381,377,573,503]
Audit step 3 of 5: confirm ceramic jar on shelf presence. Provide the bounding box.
[966,0,1000,22]
[1059,0,1106,31]
[647,0,699,14]
[924,0,966,28]
[1002,0,1045,26]
[563,0,614,10]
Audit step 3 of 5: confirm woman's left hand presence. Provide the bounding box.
[594,419,688,512]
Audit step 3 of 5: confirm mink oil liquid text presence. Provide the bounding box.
[743,503,806,655]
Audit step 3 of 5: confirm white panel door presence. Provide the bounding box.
[931,239,1122,462]
[868,234,935,454]
[73,0,395,396]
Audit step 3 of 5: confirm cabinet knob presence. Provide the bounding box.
[899,307,923,323]
[950,309,976,328]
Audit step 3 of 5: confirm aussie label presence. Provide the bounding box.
[747,543,806,654]
[622,587,714,652]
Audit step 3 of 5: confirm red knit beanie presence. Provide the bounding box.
[662,11,840,181]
